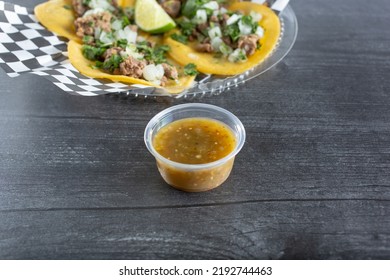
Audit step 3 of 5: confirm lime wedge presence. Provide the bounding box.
[135,0,176,34]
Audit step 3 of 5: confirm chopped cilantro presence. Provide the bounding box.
[116,39,128,49]
[94,39,107,48]
[240,15,253,26]
[181,0,209,18]
[121,15,131,28]
[123,7,135,20]
[82,45,107,61]
[63,4,71,10]
[184,63,199,76]
[204,8,214,17]
[93,61,104,69]
[83,0,91,6]
[219,43,232,56]
[171,33,188,44]
[237,50,247,61]
[136,41,150,51]
[136,42,170,64]
[241,15,259,32]
[102,54,123,73]
[82,35,94,44]
[177,19,196,36]
[151,45,170,64]
[223,24,240,42]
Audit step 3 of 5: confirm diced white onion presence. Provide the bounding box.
[250,11,262,23]
[136,36,146,42]
[82,7,105,17]
[119,51,127,59]
[115,29,126,40]
[228,48,247,62]
[255,26,264,38]
[219,43,233,56]
[116,29,138,45]
[238,19,252,35]
[208,26,222,40]
[99,31,114,45]
[88,0,115,11]
[124,44,144,60]
[226,14,241,25]
[202,1,219,10]
[155,64,164,79]
[111,19,122,31]
[94,27,101,39]
[192,9,208,24]
[124,25,137,43]
[211,36,223,50]
[143,64,164,85]
[126,43,136,51]
[219,7,228,14]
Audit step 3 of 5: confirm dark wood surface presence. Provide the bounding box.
[1,0,390,259]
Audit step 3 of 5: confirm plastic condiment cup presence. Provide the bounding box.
[144,103,246,192]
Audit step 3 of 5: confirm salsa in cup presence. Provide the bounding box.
[144,103,245,192]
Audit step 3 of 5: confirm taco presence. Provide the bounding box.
[34,0,195,94]
[163,1,281,75]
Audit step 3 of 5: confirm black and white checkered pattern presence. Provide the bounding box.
[0,1,153,96]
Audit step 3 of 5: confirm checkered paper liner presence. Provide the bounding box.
[0,0,294,98]
[0,1,161,97]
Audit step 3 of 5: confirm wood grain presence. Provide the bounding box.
[0,0,390,259]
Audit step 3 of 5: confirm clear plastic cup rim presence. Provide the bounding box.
[144,103,246,171]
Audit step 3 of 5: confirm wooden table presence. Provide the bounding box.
[1,0,389,259]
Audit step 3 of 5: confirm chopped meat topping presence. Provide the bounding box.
[210,15,219,22]
[196,43,213,53]
[74,12,112,38]
[127,24,138,32]
[162,63,178,80]
[237,34,259,56]
[188,28,200,42]
[160,0,181,18]
[83,35,95,44]
[74,18,94,38]
[119,56,146,79]
[221,13,230,25]
[196,22,209,31]
[160,76,168,87]
[72,0,88,17]
[111,0,119,8]
[103,47,123,60]
[222,36,237,49]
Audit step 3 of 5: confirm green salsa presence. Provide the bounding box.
[153,117,236,164]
